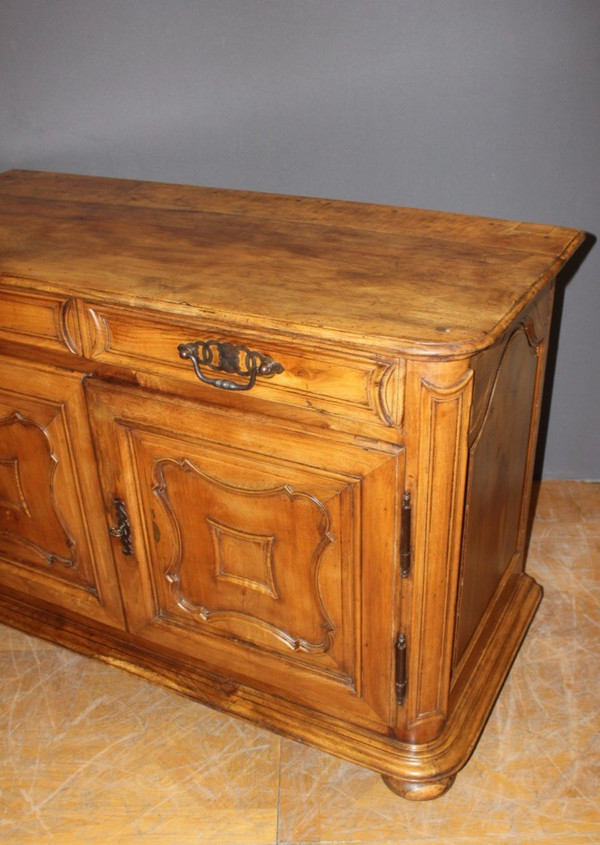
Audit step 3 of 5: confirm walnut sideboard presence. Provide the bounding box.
[0,170,584,800]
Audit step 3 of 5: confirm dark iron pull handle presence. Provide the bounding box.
[178,339,284,391]
[108,497,133,556]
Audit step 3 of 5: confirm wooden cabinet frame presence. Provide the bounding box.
[0,170,584,799]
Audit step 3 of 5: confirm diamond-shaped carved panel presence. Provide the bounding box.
[208,517,278,598]
[154,457,337,654]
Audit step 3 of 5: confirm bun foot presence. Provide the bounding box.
[381,773,456,801]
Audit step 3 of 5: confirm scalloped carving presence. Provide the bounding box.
[58,299,111,358]
[153,457,336,653]
[470,321,542,442]
[473,323,540,446]
[370,360,404,427]
[0,456,30,516]
[85,306,111,357]
[58,298,83,355]
[0,412,76,568]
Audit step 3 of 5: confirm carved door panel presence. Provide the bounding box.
[0,358,125,626]
[86,378,403,732]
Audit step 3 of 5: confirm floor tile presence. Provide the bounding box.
[277,483,600,843]
[1,482,599,843]
[0,639,280,844]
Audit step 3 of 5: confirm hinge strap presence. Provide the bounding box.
[395,633,407,705]
[400,490,412,578]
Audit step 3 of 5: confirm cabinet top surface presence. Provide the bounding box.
[0,170,584,355]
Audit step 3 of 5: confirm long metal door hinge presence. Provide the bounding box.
[400,490,412,578]
[395,633,407,705]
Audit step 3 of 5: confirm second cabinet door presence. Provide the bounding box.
[86,377,403,732]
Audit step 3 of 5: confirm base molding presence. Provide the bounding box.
[0,573,542,800]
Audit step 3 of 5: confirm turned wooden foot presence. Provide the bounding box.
[381,773,456,801]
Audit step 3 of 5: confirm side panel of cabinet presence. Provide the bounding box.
[453,309,547,669]
[85,378,403,733]
[0,358,125,626]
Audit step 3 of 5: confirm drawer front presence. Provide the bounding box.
[85,303,404,431]
[0,286,68,353]
[0,285,112,359]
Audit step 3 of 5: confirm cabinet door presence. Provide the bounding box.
[0,358,125,627]
[86,378,403,732]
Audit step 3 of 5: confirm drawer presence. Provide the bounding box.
[0,285,113,359]
[0,286,69,353]
[84,302,405,431]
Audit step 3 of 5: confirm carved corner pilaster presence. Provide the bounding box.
[401,360,474,743]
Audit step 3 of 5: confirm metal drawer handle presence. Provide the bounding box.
[178,339,284,391]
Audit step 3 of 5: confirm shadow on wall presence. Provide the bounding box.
[533,232,596,480]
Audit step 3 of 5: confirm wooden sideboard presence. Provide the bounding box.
[0,170,584,800]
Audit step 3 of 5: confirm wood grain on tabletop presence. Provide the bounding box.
[0,169,584,355]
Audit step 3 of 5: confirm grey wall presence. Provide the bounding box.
[1,0,598,478]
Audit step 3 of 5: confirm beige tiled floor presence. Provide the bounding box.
[1,481,598,844]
